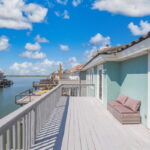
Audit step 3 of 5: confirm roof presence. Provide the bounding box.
[83,31,150,69]
[64,65,84,73]
[0,71,4,74]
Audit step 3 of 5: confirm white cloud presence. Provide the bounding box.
[128,20,150,36]
[92,0,150,17]
[85,46,98,59]
[90,33,110,46]
[0,0,48,30]
[56,0,68,5]
[72,0,82,7]
[0,36,9,51]
[9,62,33,75]
[20,51,46,59]
[9,59,62,75]
[60,44,69,51]
[35,34,49,43]
[63,10,70,19]
[55,10,70,19]
[85,33,111,59]
[69,57,79,67]
[23,3,48,23]
[0,19,32,30]
[25,42,41,51]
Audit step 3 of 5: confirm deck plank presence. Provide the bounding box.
[32,96,150,150]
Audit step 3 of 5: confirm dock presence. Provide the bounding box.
[16,94,41,105]
[15,89,43,105]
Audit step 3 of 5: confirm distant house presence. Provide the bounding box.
[0,71,5,79]
[63,65,83,80]
[49,71,59,80]
[81,32,150,128]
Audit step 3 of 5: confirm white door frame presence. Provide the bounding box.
[97,65,104,102]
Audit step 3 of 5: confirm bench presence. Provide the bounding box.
[108,95,141,124]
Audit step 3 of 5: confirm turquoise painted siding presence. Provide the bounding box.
[103,62,120,107]
[103,55,148,125]
[119,55,148,125]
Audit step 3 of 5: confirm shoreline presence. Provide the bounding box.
[6,75,48,77]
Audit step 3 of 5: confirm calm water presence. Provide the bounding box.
[0,77,44,119]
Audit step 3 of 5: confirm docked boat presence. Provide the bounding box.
[0,71,13,88]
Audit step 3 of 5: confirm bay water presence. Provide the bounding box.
[0,77,44,119]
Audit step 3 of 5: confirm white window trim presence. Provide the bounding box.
[147,52,150,128]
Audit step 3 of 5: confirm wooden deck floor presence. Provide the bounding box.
[31,96,150,150]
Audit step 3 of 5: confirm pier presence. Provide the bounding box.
[15,88,41,105]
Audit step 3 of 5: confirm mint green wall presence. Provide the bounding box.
[119,55,148,125]
[103,55,148,125]
[103,62,120,107]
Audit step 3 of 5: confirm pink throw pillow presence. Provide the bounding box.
[116,94,128,104]
[124,98,141,112]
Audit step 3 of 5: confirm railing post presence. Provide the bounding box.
[22,117,26,150]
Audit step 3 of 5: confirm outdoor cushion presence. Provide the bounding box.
[116,94,128,105]
[108,101,122,107]
[114,105,134,114]
[124,98,141,112]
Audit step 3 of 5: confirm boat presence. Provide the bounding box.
[0,71,13,88]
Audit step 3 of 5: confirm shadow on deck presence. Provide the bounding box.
[31,96,69,150]
[31,96,150,150]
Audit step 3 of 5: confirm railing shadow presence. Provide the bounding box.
[31,96,69,150]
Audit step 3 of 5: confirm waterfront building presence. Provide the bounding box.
[62,65,83,80]
[81,32,150,128]
[0,71,5,79]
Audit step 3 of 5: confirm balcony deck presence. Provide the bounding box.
[31,96,150,150]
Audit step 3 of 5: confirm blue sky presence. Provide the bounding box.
[0,0,150,75]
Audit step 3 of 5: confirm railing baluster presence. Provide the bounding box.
[6,128,11,150]
[25,114,28,150]
[17,121,21,149]
[28,112,31,149]
[0,133,5,150]
[12,124,17,150]
[30,110,35,147]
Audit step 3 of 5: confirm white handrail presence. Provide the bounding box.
[0,83,95,150]
[0,84,62,150]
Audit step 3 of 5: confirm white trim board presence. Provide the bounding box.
[147,52,150,128]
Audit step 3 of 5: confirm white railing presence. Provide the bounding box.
[0,84,95,150]
[0,84,62,150]
[62,84,95,97]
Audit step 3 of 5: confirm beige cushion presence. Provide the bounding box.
[124,98,141,112]
[116,94,128,105]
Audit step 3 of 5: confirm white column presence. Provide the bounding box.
[147,52,150,128]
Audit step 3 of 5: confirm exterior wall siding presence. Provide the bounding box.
[103,62,120,107]
[103,55,148,125]
[119,55,148,125]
